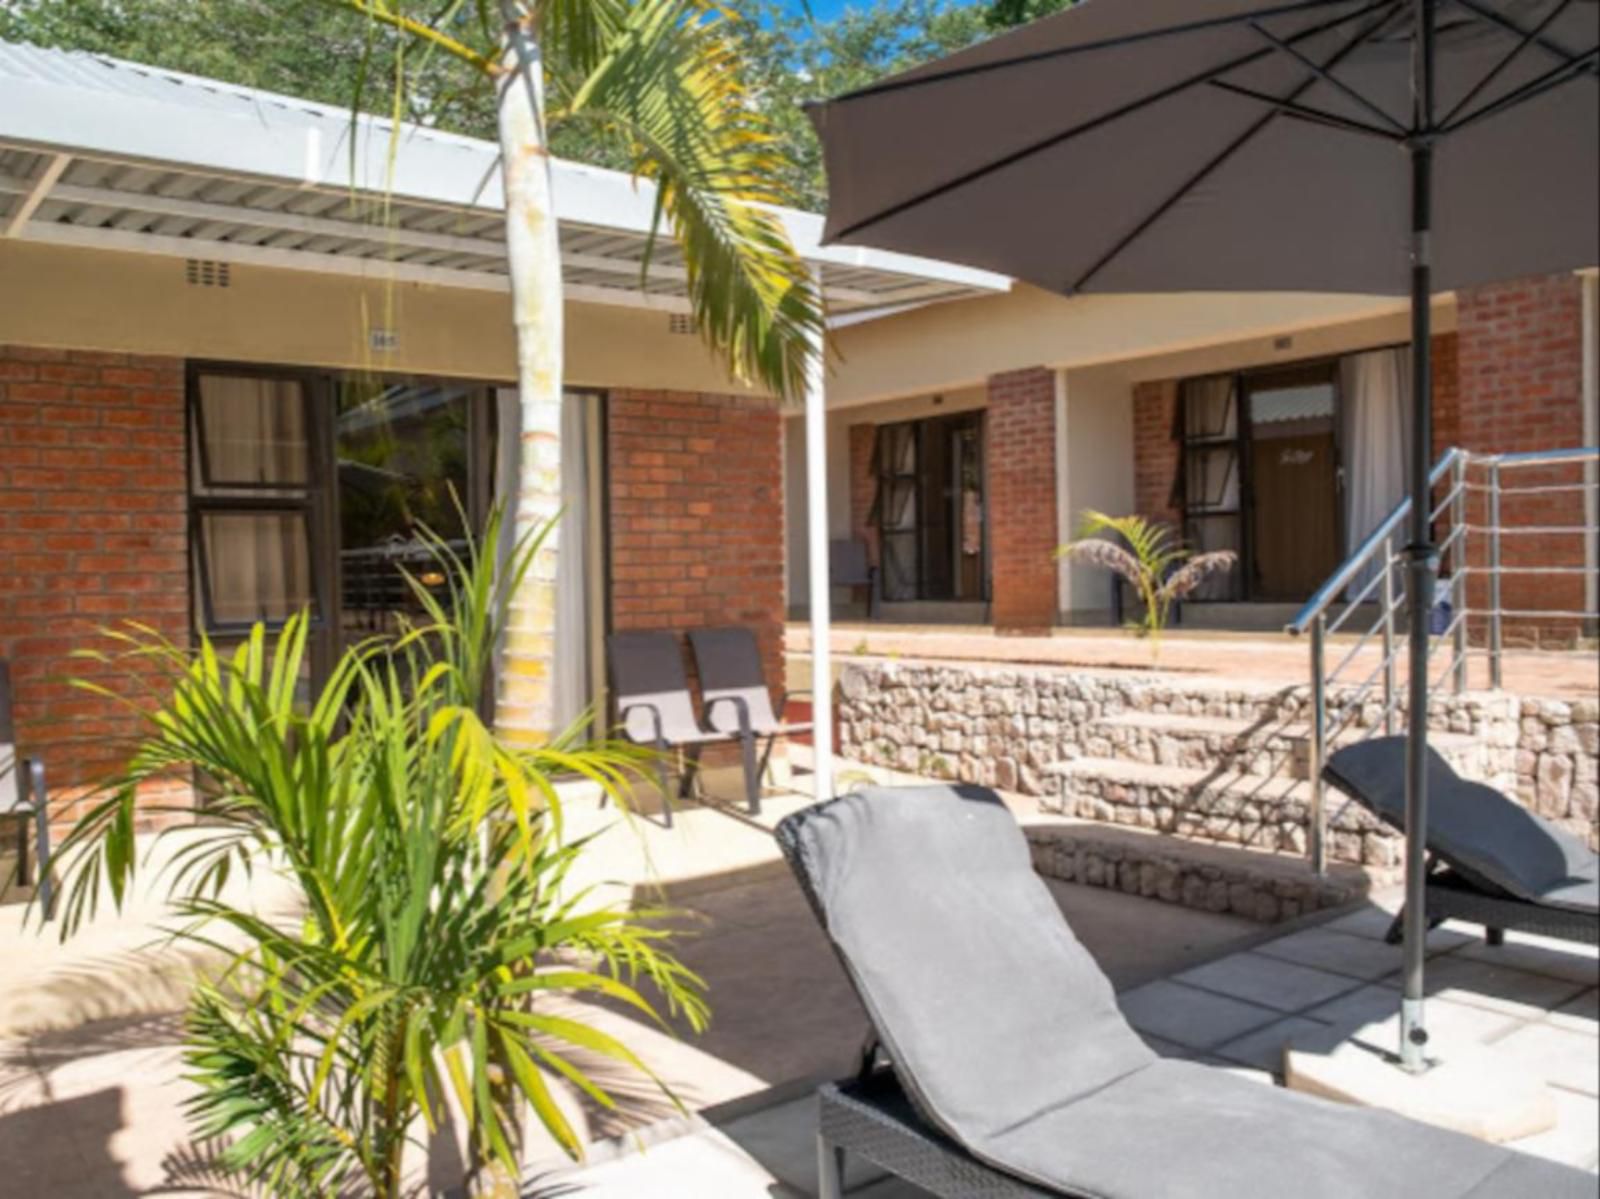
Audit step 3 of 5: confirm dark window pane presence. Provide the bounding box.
[196,376,309,488]
[336,381,475,638]
[198,510,315,625]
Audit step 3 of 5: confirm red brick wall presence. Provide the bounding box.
[986,367,1058,631]
[1455,274,1588,642]
[0,346,190,828]
[606,389,786,690]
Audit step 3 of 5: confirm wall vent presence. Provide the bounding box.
[1273,334,1294,351]
[185,259,231,288]
[668,313,697,335]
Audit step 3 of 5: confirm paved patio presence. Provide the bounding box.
[788,624,1600,700]
[555,896,1598,1197]
[0,782,1257,1196]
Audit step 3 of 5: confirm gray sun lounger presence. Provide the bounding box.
[1326,736,1598,947]
[606,630,754,827]
[687,626,812,815]
[777,784,1595,1199]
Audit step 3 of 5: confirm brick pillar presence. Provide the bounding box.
[1132,380,1181,530]
[0,345,191,831]
[607,390,786,690]
[1455,273,1588,642]
[986,367,1058,632]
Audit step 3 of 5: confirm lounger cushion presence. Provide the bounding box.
[783,784,1154,1143]
[781,785,1597,1199]
[1326,737,1598,914]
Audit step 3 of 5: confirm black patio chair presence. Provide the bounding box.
[605,630,752,827]
[829,538,878,619]
[686,626,812,816]
[1326,736,1598,947]
[1,659,53,919]
[777,783,1594,1199]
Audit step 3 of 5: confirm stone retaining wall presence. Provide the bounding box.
[837,660,1598,851]
[1024,827,1370,924]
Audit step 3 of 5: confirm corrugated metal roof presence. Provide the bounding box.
[0,39,1009,317]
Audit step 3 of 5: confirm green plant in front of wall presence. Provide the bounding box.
[49,511,707,1199]
[1055,510,1236,661]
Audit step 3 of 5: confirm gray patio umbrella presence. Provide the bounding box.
[809,0,1598,1074]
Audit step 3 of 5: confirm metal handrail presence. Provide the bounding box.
[1286,448,1462,636]
[1286,444,1598,875]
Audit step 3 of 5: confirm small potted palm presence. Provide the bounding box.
[1056,510,1237,662]
[51,509,705,1197]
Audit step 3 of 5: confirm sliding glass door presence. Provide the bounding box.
[188,366,494,692]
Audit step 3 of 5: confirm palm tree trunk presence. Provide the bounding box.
[465,10,563,1197]
[494,0,565,752]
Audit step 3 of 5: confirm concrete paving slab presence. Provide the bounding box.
[1117,979,1280,1050]
[1548,988,1599,1037]
[1508,1085,1600,1171]
[1285,1040,1559,1144]
[1213,1016,1339,1074]
[1176,951,1365,1012]
[547,1126,788,1197]
[1422,955,1594,1021]
[1318,904,1474,951]
[1451,935,1600,987]
[1252,926,1413,981]
[1304,984,1526,1049]
[1492,1022,1600,1098]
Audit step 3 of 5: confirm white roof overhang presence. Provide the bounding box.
[0,41,1009,320]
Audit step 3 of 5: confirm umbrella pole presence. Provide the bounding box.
[1400,0,1438,1077]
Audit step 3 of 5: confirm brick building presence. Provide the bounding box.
[807,275,1596,637]
[0,41,999,828]
[3,41,1596,839]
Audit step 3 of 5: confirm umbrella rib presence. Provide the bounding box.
[1247,19,1411,131]
[1441,45,1600,133]
[824,0,1374,106]
[1207,78,1409,138]
[1445,0,1590,70]
[1069,2,1406,294]
[1439,0,1574,126]
[828,0,1397,244]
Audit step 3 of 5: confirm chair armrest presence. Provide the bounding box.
[704,694,752,738]
[617,700,665,747]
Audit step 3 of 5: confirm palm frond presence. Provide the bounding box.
[1159,550,1239,602]
[554,0,823,399]
[1055,536,1143,588]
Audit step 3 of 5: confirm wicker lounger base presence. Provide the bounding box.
[817,1071,1062,1199]
[1384,871,1599,947]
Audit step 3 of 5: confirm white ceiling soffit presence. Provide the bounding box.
[0,41,1009,316]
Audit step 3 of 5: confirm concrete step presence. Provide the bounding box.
[1043,756,1403,870]
[1086,711,1488,782]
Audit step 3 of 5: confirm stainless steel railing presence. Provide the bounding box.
[1287,445,1598,874]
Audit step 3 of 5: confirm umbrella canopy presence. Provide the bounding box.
[812,0,1597,296]
[810,0,1598,1076]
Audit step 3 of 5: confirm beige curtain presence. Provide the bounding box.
[197,376,312,625]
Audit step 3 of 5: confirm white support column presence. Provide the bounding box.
[804,268,834,802]
[1053,368,1072,622]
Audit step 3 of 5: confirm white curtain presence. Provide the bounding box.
[1339,347,1410,599]
[496,389,591,735]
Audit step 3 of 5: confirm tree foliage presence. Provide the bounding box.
[2,0,1071,215]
